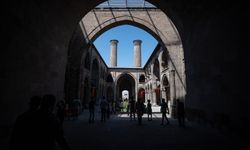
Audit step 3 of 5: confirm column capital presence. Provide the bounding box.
[110,39,119,44]
[133,39,142,45]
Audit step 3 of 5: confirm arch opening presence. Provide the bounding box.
[65,0,186,119]
[116,73,136,104]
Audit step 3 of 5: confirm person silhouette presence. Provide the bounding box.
[136,98,145,125]
[9,95,42,150]
[160,98,170,125]
[100,96,107,122]
[36,94,71,150]
[89,97,95,123]
[147,99,152,121]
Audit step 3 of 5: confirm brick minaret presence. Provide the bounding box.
[133,40,142,67]
[110,40,118,67]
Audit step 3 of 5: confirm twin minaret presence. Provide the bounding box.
[110,40,118,67]
[110,39,142,67]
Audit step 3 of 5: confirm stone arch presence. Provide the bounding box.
[116,73,136,102]
[80,9,181,45]
[4,0,246,137]
[139,74,145,83]
[79,8,185,93]
[115,72,136,85]
[106,73,114,83]
[66,1,186,109]
[89,20,164,43]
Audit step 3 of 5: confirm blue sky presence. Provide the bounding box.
[93,25,158,67]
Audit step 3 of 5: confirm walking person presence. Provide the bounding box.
[147,99,152,121]
[136,98,145,125]
[89,97,95,123]
[100,96,107,122]
[160,98,170,125]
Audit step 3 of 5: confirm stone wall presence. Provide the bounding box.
[2,0,249,139]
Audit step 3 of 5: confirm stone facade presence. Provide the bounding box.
[76,7,186,118]
[79,39,185,118]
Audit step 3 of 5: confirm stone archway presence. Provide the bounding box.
[3,0,247,138]
[66,4,186,106]
[116,73,136,103]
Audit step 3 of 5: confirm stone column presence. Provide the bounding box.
[133,40,142,67]
[113,84,116,102]
[150,64,157,105]
[110,40,118,67]
[145,88,149,101]
[161,87,167,103]
[113,72,117,102]
[170,70,176,118]
[135,79,138,102]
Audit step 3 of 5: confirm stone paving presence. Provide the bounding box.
[57,106,250,150]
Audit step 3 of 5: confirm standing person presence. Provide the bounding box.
[177,99,185,127]
[160,98,170,125]
[129,97,136,121]
[9,96,42,150]
[100,96,107,122]
[10,94,71,150]
[136,99,145,125]
[147,99,152,121]
[88,97,95,123]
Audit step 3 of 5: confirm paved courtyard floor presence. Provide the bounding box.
[57,106,250,150]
